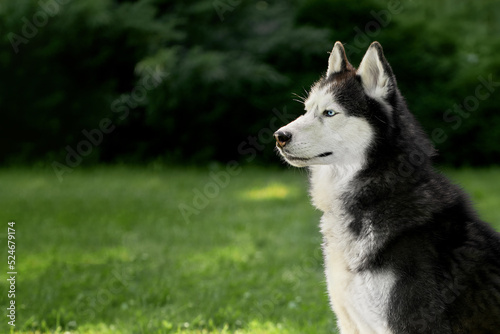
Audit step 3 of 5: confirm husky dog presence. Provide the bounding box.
[274,41,500,333]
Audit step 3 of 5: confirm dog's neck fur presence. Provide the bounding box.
[309,163,375,271]
[309,163,363,214]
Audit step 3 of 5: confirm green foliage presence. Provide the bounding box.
[0,0,499,165]
[0,0,164,163]
[0,166,499,333]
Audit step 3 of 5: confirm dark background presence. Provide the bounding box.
[1,0,499,168]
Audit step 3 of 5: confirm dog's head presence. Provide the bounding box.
[274,41,397,168]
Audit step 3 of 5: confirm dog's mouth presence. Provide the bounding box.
[278,148,333,162]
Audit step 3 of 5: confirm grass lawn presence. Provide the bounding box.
[0,165,499,333]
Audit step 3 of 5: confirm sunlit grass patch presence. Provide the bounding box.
[239,183,299,201]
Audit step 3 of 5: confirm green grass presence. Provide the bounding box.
[0,165,499,333]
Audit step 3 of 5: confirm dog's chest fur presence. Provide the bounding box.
[310,165,395,334]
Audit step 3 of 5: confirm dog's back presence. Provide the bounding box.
[275,42,500,333]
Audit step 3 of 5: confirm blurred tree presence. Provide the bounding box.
[134,1,333,163]
[0,0,166,164]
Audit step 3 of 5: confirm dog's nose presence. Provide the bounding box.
[274,130,292,148]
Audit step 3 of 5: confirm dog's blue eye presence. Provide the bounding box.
[324,110,337,117]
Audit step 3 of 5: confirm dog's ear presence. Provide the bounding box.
[357,42,396,99]
[327,42,351,76]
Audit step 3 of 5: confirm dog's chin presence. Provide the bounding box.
[283,156,310,168]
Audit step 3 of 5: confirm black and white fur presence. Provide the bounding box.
[274,42,500,334]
